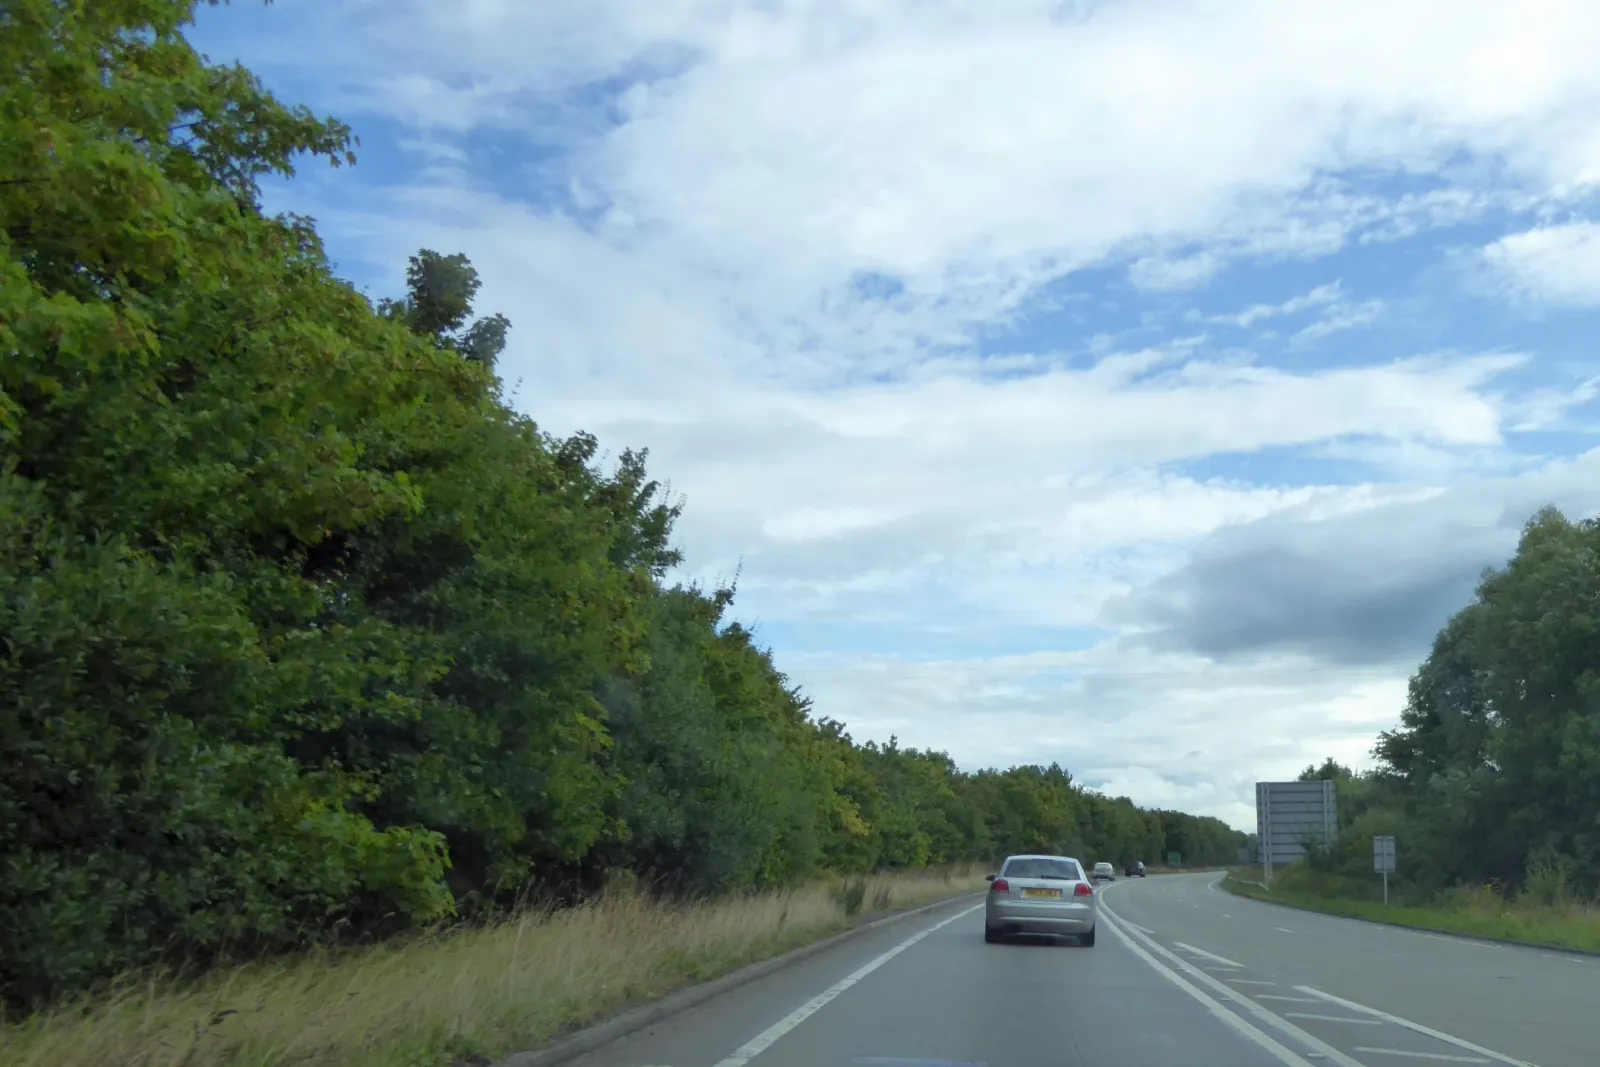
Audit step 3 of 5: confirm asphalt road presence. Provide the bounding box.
[1103,871,1599,1067]
[559,873,1597,1067]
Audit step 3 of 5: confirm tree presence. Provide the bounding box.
[378,250,511,371]
[1347,507,1600,897]
[0,0,1257,1009]
[1,0,456,1006]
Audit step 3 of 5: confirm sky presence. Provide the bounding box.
[191,0,1600,832]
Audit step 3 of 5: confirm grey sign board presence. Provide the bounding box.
[1255,780,1337,881]
[1373,835,1396,874]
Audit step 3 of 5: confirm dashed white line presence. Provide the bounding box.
[1353,1048,1490,1064]
[1295,987,1536,1067]
[1283,1013,1384,1026]
[1227,979,1279,986]
[1174,941,1245,968]
[1275,927,1294,934]
[1256,995,1320,1003]
[709,903,983,1067]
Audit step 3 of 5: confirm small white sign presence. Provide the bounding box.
[1373,834,1396,874]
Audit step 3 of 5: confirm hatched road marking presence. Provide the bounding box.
[1296,987,1537,1067]
[1173,941,1244,968]
[1353,1049,1490,1064]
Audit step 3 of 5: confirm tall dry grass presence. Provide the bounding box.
[1,865,985,1067]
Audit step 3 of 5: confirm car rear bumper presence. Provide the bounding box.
[985,901,1095,935]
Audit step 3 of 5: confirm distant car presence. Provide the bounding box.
[1091,861,1116,882]
[984,854,1098,946]
[1125,861,1147,877]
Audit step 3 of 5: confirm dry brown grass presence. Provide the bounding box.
[0,866,986,1067]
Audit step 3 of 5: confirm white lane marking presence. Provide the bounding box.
[1125,921,1156,935]
[710,903,983,1067]
[1353,1049,1490,1064]
[1295,987,1537,1067]
[1096,911,1320,1067]
[1283,1013,1384,1026]
[1098,906,1366,1067]
[1228,979,1279,986]
[1174,941,1245,968]
[1275,927,1294,933]
[1256,995,1320,1003]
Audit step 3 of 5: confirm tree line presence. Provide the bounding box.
[0,1,1243,1010]
[1290,506,1600,903]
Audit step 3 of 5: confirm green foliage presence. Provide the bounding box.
[1288,506,1600,906]
[0,0,1246,1011]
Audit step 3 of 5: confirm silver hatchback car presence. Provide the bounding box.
[983,854,1098,946]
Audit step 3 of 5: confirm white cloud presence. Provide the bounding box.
[1224,283,1347,329]
[211,0,1600,829]
[1203,279,1385,343]
[792,643,1412,832]
[1291,299,1384,342]
[242,0,1600,371]
[1506,374,1600,432]
[1484,221,1600,306]
[1129,252,1222,292]
[796,448,1600,828]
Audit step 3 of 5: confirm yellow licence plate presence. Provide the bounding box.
[1022,888,1062,900]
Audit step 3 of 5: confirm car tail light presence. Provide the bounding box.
[1074,882,1094,897]
[990,878,1010,892]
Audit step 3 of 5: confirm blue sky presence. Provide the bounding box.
[192,0,1600,829]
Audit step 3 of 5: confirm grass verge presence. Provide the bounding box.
[1,866,986,1067]
[1220,870,1600,954]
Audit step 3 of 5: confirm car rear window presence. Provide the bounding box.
[1002,857,1081,880]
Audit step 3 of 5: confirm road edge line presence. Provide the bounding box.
[709,902,985,1067]
[492,892,986,1067]
[1294,986,1539,1067]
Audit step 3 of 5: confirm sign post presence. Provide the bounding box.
[1256,780,1338,884]
[1373,835,1396,904]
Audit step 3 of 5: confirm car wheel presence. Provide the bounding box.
[1080,927,1096,947]
[984,925,1001,944]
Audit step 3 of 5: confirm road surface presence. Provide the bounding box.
[561,873,1597,1067]
[1106,871,1598,1067]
